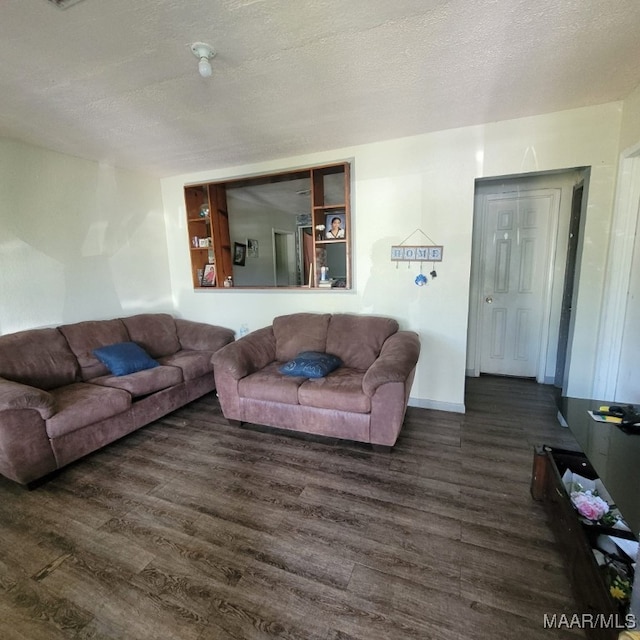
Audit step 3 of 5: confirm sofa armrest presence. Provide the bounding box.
[212,326,276,380]
[0,377,58,484]
[0,377,55,420]
[362,331,420,397]
[0,407,58,485]
[175,318,235,352]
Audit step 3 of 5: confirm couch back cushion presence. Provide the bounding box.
[326,314,399,370]
[58,319,130,380]
[0,327,79,390]
[273,313,331,362]
[120,313,180,359]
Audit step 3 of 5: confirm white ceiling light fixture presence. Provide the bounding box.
[190,42,216,78]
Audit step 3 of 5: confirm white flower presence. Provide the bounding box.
[315,224,325,230]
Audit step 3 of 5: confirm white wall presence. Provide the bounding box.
[162,102,622,411]
[617,205,640,404]
[619,83,640,151]
[614,84,640,403]
[0,138,171,334]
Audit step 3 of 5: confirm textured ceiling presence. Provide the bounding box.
[1,0,639,177]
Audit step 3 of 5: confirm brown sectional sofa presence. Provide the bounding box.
[0,313,234,485]
[212,313,421,447]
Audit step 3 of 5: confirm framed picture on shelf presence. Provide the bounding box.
[324,213,346,240]
[201,264,216,287]
[233,242,247,266]
[247,238,259,258]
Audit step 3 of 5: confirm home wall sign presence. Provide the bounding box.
[390,245,443,262]
[391,229,444,287]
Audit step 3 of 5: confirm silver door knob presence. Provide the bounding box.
[485,296,493,304]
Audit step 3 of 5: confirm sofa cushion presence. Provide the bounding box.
[93,342,159,376]
[175,318,235,352]
[298,368,370,414]
[121,313,181,358]
[58,319,130,381]
[273,313,331,362]
[159,350,214,381]
[0,327,79,390]
[89,365,183,398]
[46,383,131,438]
[238,362,303,405]
[326,315,399,370]
[279,351,342,379]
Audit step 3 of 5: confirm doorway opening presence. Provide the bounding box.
[272,229,296,286]
[466,168,589,393]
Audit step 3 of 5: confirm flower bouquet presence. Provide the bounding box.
[562,470,619,527]
[571,488,615,525]
[562,469,637,611]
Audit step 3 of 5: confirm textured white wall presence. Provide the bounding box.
[162,102,622,411]
[617,211,640,404]
[614,84,640,404]
[619,83,640,151]
[0,139,171,334]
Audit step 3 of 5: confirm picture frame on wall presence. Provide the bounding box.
[233,242,247,266]
[201,264,216,287]
[247,238,259,258]
[324,213,346,240]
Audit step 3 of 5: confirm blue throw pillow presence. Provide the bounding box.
[279,351,342,379]
[93,341,159,377]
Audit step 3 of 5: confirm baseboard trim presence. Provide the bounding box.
[408,397,466,414]
[467,371,557,386]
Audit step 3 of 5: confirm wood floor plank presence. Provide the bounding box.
[279,514,462,598]
[39,552,206,640]
[348,562,584,640]
[0,559,94,639]
[237,560,425,640]
[461,519,561,565]
[0,375,588,639]
[0,598,74,640]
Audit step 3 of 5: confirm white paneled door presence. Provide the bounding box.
[479,190,559,377]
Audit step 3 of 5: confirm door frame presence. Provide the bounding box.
[593,142,640,399]
[271,228,296,286]
[297,225,312,286]
[554,181,585,390]
[468,186,561,382]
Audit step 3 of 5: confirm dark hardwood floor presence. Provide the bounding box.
[0,375,587,639]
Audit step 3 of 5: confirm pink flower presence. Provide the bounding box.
[570,490,609,521]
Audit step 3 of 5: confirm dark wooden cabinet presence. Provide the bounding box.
[532,445,635,639]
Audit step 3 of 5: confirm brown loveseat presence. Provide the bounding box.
[212,313,420,447]
[0,313,234,485]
